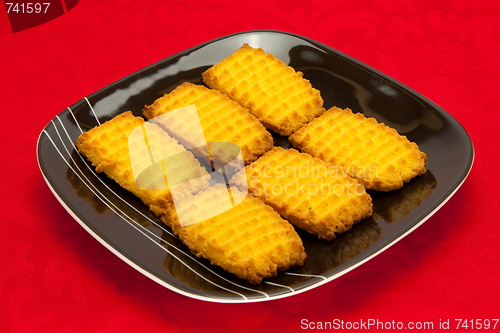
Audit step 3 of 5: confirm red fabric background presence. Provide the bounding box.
[1,0,499,332]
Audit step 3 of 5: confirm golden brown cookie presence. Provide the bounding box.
[164,184,306,284]
[76,111,210,218]
[289,107,428,191]
[143,82,273,165]
[231,147,373,241]
[202,44,324,136]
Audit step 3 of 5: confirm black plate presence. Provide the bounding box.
[37,30,474,303]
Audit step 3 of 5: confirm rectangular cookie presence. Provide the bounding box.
[76,111,210,218]
[164,184,306,284]
[202,44,324,136]
[231,147,373,241]
[289,107,428,191]
[143,82,273,165]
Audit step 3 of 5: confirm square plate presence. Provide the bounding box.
[37,30,474,303]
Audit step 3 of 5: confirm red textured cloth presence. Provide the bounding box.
[1,0,499,332]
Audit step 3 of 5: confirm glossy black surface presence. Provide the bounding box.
[37,30,473,302]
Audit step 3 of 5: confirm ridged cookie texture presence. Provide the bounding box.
[202,44,324,136]
[231,147,373,241]
[163,184,306,284]
[76,111,210,218]
[143,82,273,165]
[289,107,428,191]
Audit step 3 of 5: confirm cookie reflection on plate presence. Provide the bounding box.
[66,149,156,228]
[371,171,437,223]
[162,239,242,293]
[67,150,109,215]
[261,219,381,286]
[295,218,381,276]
